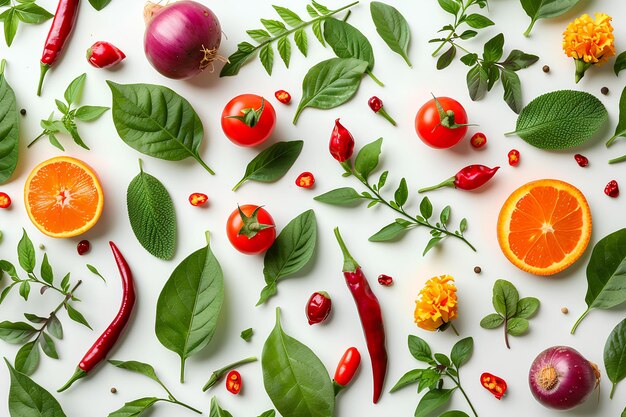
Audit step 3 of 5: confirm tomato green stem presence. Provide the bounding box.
[571,308,591,334]
[609,154,626,164]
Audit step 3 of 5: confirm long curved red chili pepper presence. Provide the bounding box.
[333,228,387,404]
[37,0,80,96]
[418,165,500,193]
[58,242,136,392]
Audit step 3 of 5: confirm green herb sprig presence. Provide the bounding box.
[315,138,476,255]
[28,73,109,151]
[480,279,540,349]
[391,336,478,417]
[220,0,359,77]
[108,360,202,416]
[0,0,52,47]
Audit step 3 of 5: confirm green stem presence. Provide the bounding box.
[164,399,202,415]
[35,281,82,341]
[27,132,47,148]
[377,108,397,126]
[342,10,351,22]
[609,154,626,164]
[523,18,536,37]
[610,383,617,399]
[180,357,186,384]
[571,308,591,334]
[333,227,359,272]
[37,63,50,97]
[193,154,215,175]
[202,356,258,391]
[0,59,5,76]
[432,0,473,56]
[447,372,478,417]
[366,70,384,87]
[232,177,246,192]
[504,319,511,349]
[418,176,456,193]
[28,274,66,297]
[450,323,459,336]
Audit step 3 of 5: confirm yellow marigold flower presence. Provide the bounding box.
[414,275,458,332]
[562,13,616,83]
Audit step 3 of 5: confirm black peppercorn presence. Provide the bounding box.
[474,266,481,274]
[110,387,117,394]
[542,65,550,73]
[20,109,26,116]
[601,87,609,95]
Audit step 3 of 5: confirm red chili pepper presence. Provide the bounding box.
[334,228,387,404]
[58,242,136,392]
[470,132,487,149]
[329,119,355,163]
[377,274,393,286]
[87,41,126,69]
[508,149,520,166]
[189,192,208,207]
[306,291,332,325]
[368,96,397,126]
[225,370,242,394]
[574,154,589,167]
[296,172,315,189]
[0,192,11,209]
[605,180,620,198]
[77,240,90,256]
[37,0,80,96]
[275,90,291,104]
[418,165,500,193]
[333,347,361,395]
[480,372,507,399]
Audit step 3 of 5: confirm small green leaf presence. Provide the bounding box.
[311,20,325,46]
[419,197,433,220]
[41,332,58,359]
[354,138,383,180]
[370,1,412,67]
[88,0,112,11]
[261,18,287,36]
[459,218,468,233]
[241,328,254,342]
[277,37,291,68]
[14,2,53,24]
[423,237,443,256]
[0,321,36,344]
[507,317,529,336]
[434,353,450,367]
[501,68,523,113]
[369,222,409,242]
[3,9,19,47]
[259,44,274,75]
[294,28,308,56]
[24,313,46,324]
[417,368,441,393]
[17,229,35,273]
[493,279,519,318]
[55,99,69,115]
[464,13,494,29]
[607,87,626,147]
[437,46,456,70]
[604,318,626,398]
[440,206,451,225]
[108,397,159,417]
[19,281,30,300]
[480,313,504,329]
[86,264,106,282]
[466,64,488,101]
[60,273,70,293]
[15,340,40,375]
[74,105,109,122]
[47,314,63,339]
[451,337,473,368]
[314,187,363,206]
[234,141,303,191]
[273,5,303,27]
[516,297,540,319]
[40,253,53,285]
[414,388,456,417]
[390,369,425,392]
[615,51,626,76]
[501,49,539,71]
[247,29,271,43]
[66,303,92,330]
[437,0,460,14]
[394,178,408,207]
[64,73,86,105]
[108,360,165,387]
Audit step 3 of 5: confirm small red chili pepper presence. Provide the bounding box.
[508,149,520,167]
[574,154,589,167]
[333,347,361,395]
[329,118,355,163]
[480,372,507,400]
[77,240,90,256]
[368,96,397,126]
[418,165,500,193]
[377,274,393,286]
[37,0,80,96]
[87,41,126,69]
[0,192,11,209]
[225,370,242,394]
[58,242,136,392]
[605,180,619,198]
[306,291,332,325]
[470,132,487,149]
[189,192,208,207]
[275,90,291,104]
[296,172,315,189]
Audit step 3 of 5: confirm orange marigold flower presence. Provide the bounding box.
[562,13,616,83]
[414,275,458,332]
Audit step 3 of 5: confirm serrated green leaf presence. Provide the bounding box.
[294,28,308,56]
[273,5,303,27]
[259,44,274,75]
[247,29,271,43]
[261,19,287,36]
[277,36,291,68]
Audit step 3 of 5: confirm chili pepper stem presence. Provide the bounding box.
[57,368,87,392]
[164,399,202,414]
[333,228,360,273]
[377,108,397,126]
[37,63,50,96]
[609,154,626,164]
[366,71,384,87]
[202,356,258,391]
[418,176,456,193]
[571,308,590,334]
[333,381,346,396]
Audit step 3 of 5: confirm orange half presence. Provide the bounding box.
[24,157,104,238]
[497,179,592,276]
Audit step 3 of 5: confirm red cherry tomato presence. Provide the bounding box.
[415,97,469,149]
[226,370,242,394]
[226,205,276,255]
[221,94,276,147]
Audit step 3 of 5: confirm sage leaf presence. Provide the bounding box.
[108,397,159,417]
[604,318,626,399]
[615,51,626,76]
[508,90,608,149]
[492,279,518,318]
[127,160,176,260]
[88,0,112,11]
[210,397,234,417]
[573,229,626,333]
[520,0,582,36]
[369,222,409,242]
[606,86,626,147]
[414,388,456,417]
[14,340,40,375]
[259,210,317,306]
[262,308,335,417]
[155,232,224,382]
[107,81,214,174]
[354,137,383,180]
[6,358,67,417]
[293,58,368,123]
[466,64,488,101]
[370,2,412,67]
[233,141,303,191]
[0,60,19,184]
[450,337,473,368]
[314,187,363,206]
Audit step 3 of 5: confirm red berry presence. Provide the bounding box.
[77,240,90,255]
[574,154,589,167]
[0,192,11,209]
[378,274,393,286]
[275,90,291,104]
[508,149,520,167]
[306,291,332,325]
[368,96,384,112]
[296,172,315,189]
[605,180,619,198]
[470,133,487,149]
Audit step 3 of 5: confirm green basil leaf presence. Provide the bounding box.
[354,137,383,180]
[15,340,40,375]
[127,161,176,260]
[506,317,529,336]
[64,73,86,105]
[501,49,539,71]
[74,105,109,122]
[501,68,523,113]
[88,0,112,11]
[607,86,626,146]
[450,337,473,368]
[417,368,441,393]
[615,51,626,76]
[19,281,30,300]
[480,313,504,329]
[369,221,409,242]
[41,333,58,359]
[440,412,471,417]
[273,5,303,27]
[483,33,504,63]
[234,141,303,191]
[293,58,368,123]
[437,0,460,14]
[17,229,35,273]
[466,64,488,101]
[434,353,450,367]
[370,2,412,67]
[14,2,52,23]
[464,13,494,29]
[209,397,234,417]
[516,297,540,319]
[604,318,626,398]
[509,90,608,149]
[520,0,582,36]
[324,18,375,73]
[107,81,214,174]
[486,64,500,92]
[414,388,456,417]
[24,313,46,324]
[0,321,36,344]
[314,187,364,206]
[65,303,92,330]
[262,308,335,417]
[0,61,19,184]
[294,28,308,56]
[408,335,433,363]
[390,369,425,392]
[155,233,224,382]
[108,360,165,387]
[493,279,519,318]
[3,9,19,47]
[6,358,67,417]
[259,210,317,305]
[108,397,160,417]
[60,273,70,293]
[437,45,456,70]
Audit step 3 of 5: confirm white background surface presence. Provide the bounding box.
[1,0,625,416]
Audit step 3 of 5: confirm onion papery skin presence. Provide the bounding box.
[144,1,221,80]
[528,346,599,410]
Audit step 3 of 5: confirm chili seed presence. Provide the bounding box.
[474,266,482,274]
[20,109,26,116]
[604,180,619,198]
[77,240,90,255]
[110,387,117,394]
[601,87,609,95]
[561,307,569,314]
[542,65,550,73]
[378,274,393,286]
[574,154,589,167]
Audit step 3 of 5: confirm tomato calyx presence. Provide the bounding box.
[225,98,266,128]
[432,94,474,131]
[236,205,275,239]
